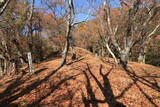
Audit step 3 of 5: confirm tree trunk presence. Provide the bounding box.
[70,37,76,60]
[106,43,118,64]
[120,50,129,68]
[71,46,76,60]
[61,39,70,65]
[0,63,3,77]
[3,59,7,75]
[138,45,147,63]
[0,55,5,77]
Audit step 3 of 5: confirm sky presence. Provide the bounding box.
[35,0,41,7]
[34,0,120,22]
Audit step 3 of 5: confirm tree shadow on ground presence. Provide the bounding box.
[81,63,126,107]
[66,57,84,66]
[26,74,79,107]
[34,68,48,75]
[119,66,160,107]
[0,60,160,107]
[0,66,61,107]
[0,56,84,107]
[0,73,27,102]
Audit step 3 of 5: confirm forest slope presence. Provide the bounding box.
[0,47,160,107]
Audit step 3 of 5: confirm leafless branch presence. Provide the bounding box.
[104,0,121,52]
[0,0,11,16]
[71,10,91,26]
[148,23,160,40]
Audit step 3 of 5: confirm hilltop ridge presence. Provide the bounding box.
[0,47,160,107]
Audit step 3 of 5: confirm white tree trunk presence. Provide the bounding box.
[106,43,118,64]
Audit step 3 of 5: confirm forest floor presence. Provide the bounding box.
[0,47,160,107]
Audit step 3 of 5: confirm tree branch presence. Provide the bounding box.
[71,10,91,26]
[0,0,11,16]
[148,23,160,40]
[104,0,121,52]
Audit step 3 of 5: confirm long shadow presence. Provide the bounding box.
[66,57,84,66]
[122,66,160,107]
[82,63,126,107]
[0,74,26,101]
[83,71,98,107]
[126,67,160,92]
[116,66,160,100]
[80,88,90,107]
[0,66,62,106]
[116,79,137,99]
[26,74,79,107]
[0,67,48,101]
[34,68,48,75]
[0,67,48,102]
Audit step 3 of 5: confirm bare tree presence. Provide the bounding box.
[27,0,35,74]
[138,24,160,63]
[98,6,119,63]
[103,0,160,67]
[57,0,90,68]
[103,0,131,67]
[58,0,75,68]
[137,0,160,63]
